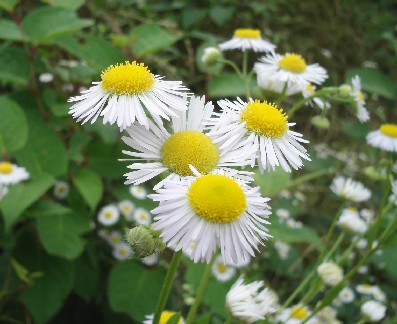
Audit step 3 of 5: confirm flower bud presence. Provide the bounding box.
[201,47,222,66]
[126,225,166,258]
[311,115,330,129]
[317,262,344,286]
[338,84,352,97]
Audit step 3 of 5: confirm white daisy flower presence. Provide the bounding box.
[361,300,386,322]
[367,123,397,152]
[360,208,375,224]
[53,180,70,199]
[0,183,9,201]
[357,265,368,274]
[0,162,29,185]
[254,52,328,88]
[276,208,290,222]
[211,255,236,282]
[317,261,343,286]
[372,286,387,303]
[149,169,271,265]
[356,284,375,295]
[338,207,368,234]
[212,98,311,173]
[132,207,152,225]
[356,237,368,250]
[129,185,147,199]
[108,230,123,246]
[256,74,300,95]
[338,287,355,303]
[277,305,317,324]
[316,306,340,324]
[112,242,133,261]
[143,311,184,324]
[141,253,159,267]
[301,83,330,110]
[38,72,54,83]
[286,219,303,229]
[98,228,111,241]
[122,96,255,188]
[117,199,135,221]
[226,276,276,323]
[219,28,276,53]
[274,241,290,260]
[351,75,370,123]
[330,176,371,203]
[97,205,120,226]
[68,61,189,130]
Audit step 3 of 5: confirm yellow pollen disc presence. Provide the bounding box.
[101,61,155,95]
[119,248,127,255]
[240,100,288,138]
[233,28,261,39]
[161,131,219,176]
[160,311,182,324]
[0,162,13,174]
[362,284,371,289]
[278,53,307,73]
[187,174,247,223]
[112,237,121,244]
[217,263,227,273]
[290,306,308,320]
[348,207,356,212]
[105,211,113,218]
[306,83,314,94]
[358,91,365,102]
[380,124,397,137]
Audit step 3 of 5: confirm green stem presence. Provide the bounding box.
[355,319,366,324]
[217,59,243,78]
[185,253,216,324]
[153,250,183,324]
[275,82,288,106]
[285,168,336,192]
[323,203,345,246]
[242,51,251,100]
[224,311,233,324]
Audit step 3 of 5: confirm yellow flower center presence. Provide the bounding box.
[306,83,315,94]
[358,91,365,102]
[139,212,148,220]
[290,306,308,320]
[111,236,121,244]
[362,284,372,290]
[240,100,288,138]
[119,247,127,255]
[278,53,307,73]
[161,131,219,176]
[348,207,356,212]
[217,263,227,273]
[160,311,182,324]
[0,162,13,174]
[380,124,397,137]
[101,61,155,95]
[58,186,66,193]
[105,211,113,218]
[233,28,261,39]
[187,174,247,223]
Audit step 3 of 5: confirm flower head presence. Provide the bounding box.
[338,207,368,234]
[132,207,152,225]
[144,311,184,324]
[112,242,133,261]
[219,28,276,53]
[117,199,135,221]
[97,205,120,226]
[367,123,397,152]
[277,305,317,324]
[53,180,69,199]
[201,47,222,66]
[317,261,344,286]
[68,61,189,130]
[330,176,371,203]
[0,162,29,185]
[129,185,147,199]
[211,255,236,282]
[338,287,355,303]
[361,300,386,322]
[226,277,276,323]
[351,75,369,123]
[301,83,330,110]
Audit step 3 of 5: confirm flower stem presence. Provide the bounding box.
[218,59,243,78]
[185,253,216,324]
[153,250,183,324]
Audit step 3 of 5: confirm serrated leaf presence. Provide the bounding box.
[0,96,28,154]
[0,47,30,86]
[0,19,22,41]
[72,169,103,210]
[108,261,165,322]
[254,167,291,197]
[130,23,180,56]
[208,73,255,98]
[0,174,54,233]
[22,7,93,43]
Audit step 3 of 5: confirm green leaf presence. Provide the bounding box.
[22,7,93,43]
[15,115,68,179]
[0,19,22,41]
[72,169,103,210]
[341,120,371,140]
[208,73,255,98]
[209,6,235,26]
[43,0,86,10]
[0,0,18,11]
[130,23,180,57]
[346,68,397,100]
[166,313,182,324]
[0,174,54,233]
[73,252,99,300]
[0,47,30,86]
[0,96,28,155]
[181,6,207,29]
[108,260,165,322]
[254,167,290,197]
[11,259,30,284]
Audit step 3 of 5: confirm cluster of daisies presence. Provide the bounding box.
[0,161,29,201]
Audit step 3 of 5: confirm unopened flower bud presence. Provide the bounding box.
[126,225,166,258]
[338,84,352,97]
[201,47,222,66]
[317,262,344,286]
[311,115,330,129]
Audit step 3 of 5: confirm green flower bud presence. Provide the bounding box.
[311,115,330,129]
[201,47,222,66]
[338,84,352,97]
[126,226,166,258]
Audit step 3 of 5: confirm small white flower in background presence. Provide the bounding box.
[367,123,397,152]
[279,189,292,199]
[350,75,369,123]
[317,261,343,286]
[361,300,386,322]
[254,52,328,88]
[0,162,29,185]
[0,183,9,201]
[372,286,387,303]
[129,185,147,199]
[117,199,135,221]
[301,83,330,110]
[277,304,317,324]
[355,237,368,250]
[286,218,303,229]
[143,311,184,324]
[132,207,152,226]
[357,265,368,274]
[389,180,397,206]
[201,47,222,66]
[320,48,332,58]
[274,241,290,260]
[141,253,159,267]
[338,207,368,234]
[226,276,276,323]
[112,242,133,261]
[316,306,340,324]
[256,75,300,96]
[356,284,375,295]
[276,208,290,222]
[330,176,371,202]
[211,255,236,282]
[61,83,74,93]
[38,72,54,83]
[108,230,123,246]
[338,287,355,303]
[98,228,110,240]
[360,208,375,224]
[97,205,120,226]
[53,180,70,199]
[68,61,189,131]
[219,28,276,53]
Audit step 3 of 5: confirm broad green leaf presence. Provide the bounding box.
[254,167,290,197]
[208,73,255,98]
[0,19,22,41]
[13,230,75,324]
[0,174,54,233]
[0,0,17,11]
[72,169,103,210]
[108,260,165,322]
[130,23,180,57]
[166,313,182,324]
[341,120,371,140]
[0,96,28,154]
[209,6,235,26]
[15,115,68,178]
[346,68,397,100]
[43,0,85,10]
[73,252,99,300]
[0,47,30,86]
[181,6,207,29]
[22,7,93,43]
